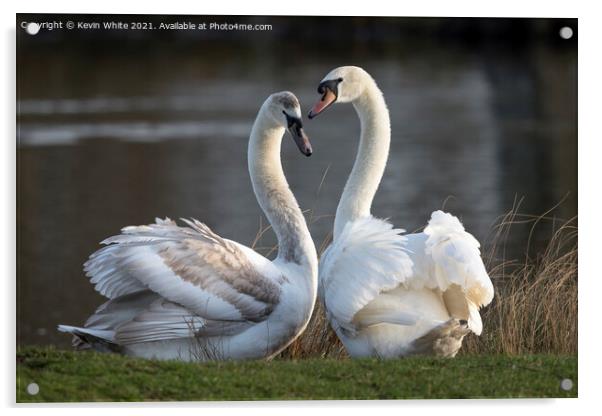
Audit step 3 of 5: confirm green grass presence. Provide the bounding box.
[16,347,577,402]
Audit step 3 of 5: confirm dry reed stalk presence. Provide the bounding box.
[463,203,577,355]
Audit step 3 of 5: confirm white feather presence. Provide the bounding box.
[424,210,494,307]
[319,216,413,332]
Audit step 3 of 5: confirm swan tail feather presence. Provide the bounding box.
[425,210,494,307]
[57,325,121,353]
[424,210,494,335]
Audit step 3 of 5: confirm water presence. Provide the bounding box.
[17,26,577,347]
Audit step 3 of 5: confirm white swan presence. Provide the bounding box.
[58,92,318,361]
[308,66,494,358]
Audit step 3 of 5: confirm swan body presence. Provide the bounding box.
[59,92,318,361]
[310,67,494,358]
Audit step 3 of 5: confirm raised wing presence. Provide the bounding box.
[84,218,284,327]
[318,216,414,332]
[423,210,495,334]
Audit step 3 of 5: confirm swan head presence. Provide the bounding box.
[308,66,370,118]
[265,91,312,157]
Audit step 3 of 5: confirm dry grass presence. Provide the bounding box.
[462,201,577,355]
[252,198,577,359]
[278,301,347,359]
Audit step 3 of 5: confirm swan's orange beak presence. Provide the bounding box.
[308,89,337,119]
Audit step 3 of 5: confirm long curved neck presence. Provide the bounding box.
[333,79,391,239]
[248,111,316,269]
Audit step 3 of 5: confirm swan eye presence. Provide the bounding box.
[282,111,294,128]
[317,78,344,96]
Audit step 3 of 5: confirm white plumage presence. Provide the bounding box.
[59,92,318,361]
[319,216,414,333]
[320,211,493,357]
[310,66,494,358]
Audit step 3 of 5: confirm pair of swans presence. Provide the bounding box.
[59,66,493,361]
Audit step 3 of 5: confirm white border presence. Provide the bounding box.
[5,0,584,17]
[3,1,600,414]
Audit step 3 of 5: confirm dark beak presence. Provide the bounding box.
[284,112,312,157]
[308,78,343,119]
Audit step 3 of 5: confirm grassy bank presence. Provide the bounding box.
[17,347,576,402]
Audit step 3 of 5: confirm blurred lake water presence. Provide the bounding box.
[17,17,577,346]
